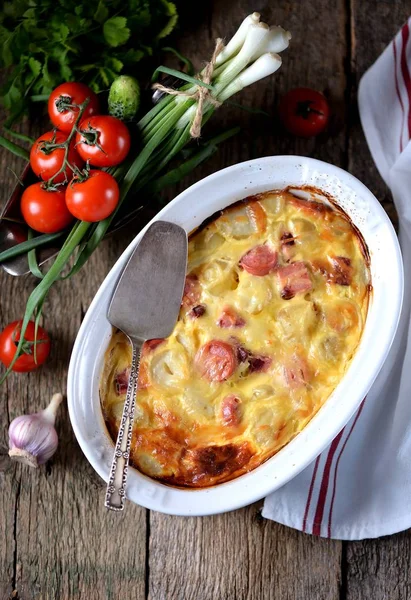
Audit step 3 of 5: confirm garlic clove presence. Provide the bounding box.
[8,393,63,468]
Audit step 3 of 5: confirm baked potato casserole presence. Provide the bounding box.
[100,188,371,487]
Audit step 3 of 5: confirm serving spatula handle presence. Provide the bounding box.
[105,340,142,511]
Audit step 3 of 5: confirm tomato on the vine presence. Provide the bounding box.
[75,115,131,167]
[65,170,120,222]
[30,130,84,183]
[48,82,100,133]
[0,321,51,372]
[21,183,73,234]
[279,88,330,137]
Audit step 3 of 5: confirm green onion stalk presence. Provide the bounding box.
[0,12,291,381]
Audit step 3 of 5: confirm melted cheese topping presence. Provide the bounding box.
[100,189,370,487]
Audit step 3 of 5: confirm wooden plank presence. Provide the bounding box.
[344,1,410,599]
[0,438,20,599]
[345,533,411,600]
[149,504,342,600]
[348,0,409,226]
[149,1,347,598]
[0,120,147,598]
[0,116,37,600]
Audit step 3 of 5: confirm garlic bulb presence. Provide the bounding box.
[8,393,63,468]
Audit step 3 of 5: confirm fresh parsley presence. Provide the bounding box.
[0,0,178,124]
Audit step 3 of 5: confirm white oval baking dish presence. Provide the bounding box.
[67,155,403,516]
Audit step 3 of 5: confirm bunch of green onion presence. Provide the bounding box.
[0,12,291,379]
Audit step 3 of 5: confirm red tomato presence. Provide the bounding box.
[75,115,131,167]
[195,340,237,382]
[30,130,84,183]
[65,170,119,222]
[279,88,330,137]
[48,82,99,133]
[21,183,73,234]
[0,320,50,372]
[239,244,278,276]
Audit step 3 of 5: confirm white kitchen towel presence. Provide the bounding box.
[263,18,411,540]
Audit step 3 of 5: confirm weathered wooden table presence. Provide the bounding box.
[1,1,410,598]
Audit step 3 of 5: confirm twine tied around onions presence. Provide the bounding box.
[152,39,224,138]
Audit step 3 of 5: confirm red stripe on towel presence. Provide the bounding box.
[393,36,406,152]
[312,429,345,536]
[327,398,366,538]
[400,21,411,141]
[302,455,321,532]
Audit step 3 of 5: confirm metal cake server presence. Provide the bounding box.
[105,220,187,511]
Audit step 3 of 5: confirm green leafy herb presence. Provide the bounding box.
[103,17,131,48]
[0,0,179,123]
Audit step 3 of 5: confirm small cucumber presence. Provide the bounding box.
[108,75,140,121]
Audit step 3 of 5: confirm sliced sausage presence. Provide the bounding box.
[277,262,312,300]
[182,274,201,308]
[240,244,278,276]
[195,340,237,382]
[221,394,241,427]
[217,306,246,328]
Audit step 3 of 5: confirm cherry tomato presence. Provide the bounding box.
[30,130,84,183]
[279,88,330,137]
[65,170,119,222]
[195,340,237,382]
[0,320,51,372]
[48,82,100,133]
[75,115,131,167]
[21,183,73,234]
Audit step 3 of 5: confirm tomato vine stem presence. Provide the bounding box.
[43,98,90,188]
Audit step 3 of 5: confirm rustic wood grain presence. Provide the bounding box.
[0,103,147,600]
[0,0,410,599]
[0,117,44,600]
[148,506,342,600]
[345,532,411,600]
